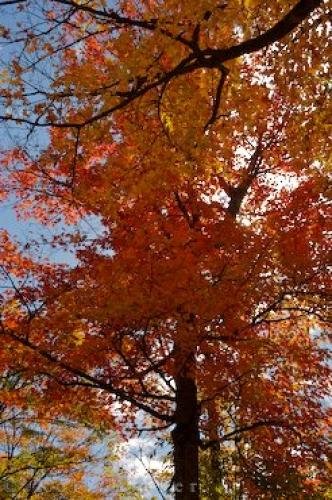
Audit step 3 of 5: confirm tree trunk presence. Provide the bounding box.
[172,375,199,500]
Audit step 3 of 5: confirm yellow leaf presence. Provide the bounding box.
[161,111,174,133]
[244,0,259,8]
[72,327,85,346]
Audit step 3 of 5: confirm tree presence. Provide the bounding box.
[0,372,143,499]
[199,377,330,499]
[0,0,330,498]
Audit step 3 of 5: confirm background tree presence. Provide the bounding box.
[0,372,144,499]
[0,0,330,498]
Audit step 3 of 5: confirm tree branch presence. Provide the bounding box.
[0,324,174,422]
[0,1,322,129]
[200,419,292,449]
[208,0,323,63]
[204,65,229,131]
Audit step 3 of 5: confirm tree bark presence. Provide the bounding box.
[172,375,199,500]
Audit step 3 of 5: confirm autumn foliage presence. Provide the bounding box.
[0,0,330,497]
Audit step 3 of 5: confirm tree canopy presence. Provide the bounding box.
[0,0,330,498]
